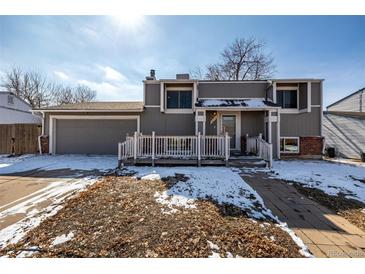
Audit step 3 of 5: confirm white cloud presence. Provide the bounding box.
[77,79,141,101]
[98,66,127,82]
[54,71,69,80]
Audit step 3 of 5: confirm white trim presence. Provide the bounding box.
[277,109,281,159]
[198,81,268,84]
[273,82,277,103]
[196,106,279,111]
[197,97,266,100]
[164,109,194,114]
[35,109,144,113]
[268,111,272,143]
[217,111,241,150]
[307,82,311,113]
[276,86,300,113]
[160,82,164,112]
[280,137,300,154]
[165,87,194,113]
[144,105,160,108]
[49,115,140,154]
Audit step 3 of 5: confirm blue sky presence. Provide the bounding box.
[0,16,364,107]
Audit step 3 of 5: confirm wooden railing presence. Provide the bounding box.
[246,134,273,168]
[118,132,230,166]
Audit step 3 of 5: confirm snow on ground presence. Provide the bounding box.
[268,160,365,204]
[132,166,273,220]
[0,176,98,249]
[126,166,312,257]
[0,154,117,174]
[0,154,34,169]
[51,231,74,247]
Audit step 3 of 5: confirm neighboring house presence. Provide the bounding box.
[34,71,324,163]
[0,91,42,124]
[323,87,365,160]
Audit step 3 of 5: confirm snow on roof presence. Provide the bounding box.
[195,98,279,108]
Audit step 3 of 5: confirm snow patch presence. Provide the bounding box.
[154,191,196,214]
[51,232,74,246]
[0,176,97,249]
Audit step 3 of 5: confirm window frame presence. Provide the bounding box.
[165,87,193,113]
[280,137,300,154]
[276,86,299,113]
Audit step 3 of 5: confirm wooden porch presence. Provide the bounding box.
[118,132,272,168]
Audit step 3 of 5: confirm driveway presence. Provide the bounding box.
[0,155,117,248]
[242,172,365,258]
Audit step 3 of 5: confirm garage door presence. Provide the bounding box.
[55,119,138,154]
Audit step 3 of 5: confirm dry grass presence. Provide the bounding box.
[1,174,303,258]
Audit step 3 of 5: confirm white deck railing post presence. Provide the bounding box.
[197,132,201,166]
[151,131,155,167]
[268,143,273,168]
[133,131,137,164]
[118,142,122,167]
[225,132,229,166]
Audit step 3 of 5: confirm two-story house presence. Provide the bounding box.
[35,70,324,166]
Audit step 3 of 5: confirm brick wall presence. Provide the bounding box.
[299,136,324,156]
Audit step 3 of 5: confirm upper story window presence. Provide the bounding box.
[166,90,192,109]
[7,95,14,105]
[277,89,297,109]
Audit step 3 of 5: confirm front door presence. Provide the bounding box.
[221,115,237,149]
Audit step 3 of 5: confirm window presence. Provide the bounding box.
[277,89,297,109]
[7,95,14,105]
[166,90,192,109]
[280,137,300,153]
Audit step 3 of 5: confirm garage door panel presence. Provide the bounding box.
[55,119,137,154]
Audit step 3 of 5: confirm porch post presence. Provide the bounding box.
[225,132,229,166]
[197,132,201,167]
[133,131,137,164]
[268,111,272,144]
[151,131,155,167]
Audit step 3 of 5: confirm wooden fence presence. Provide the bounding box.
[0,124,41,154]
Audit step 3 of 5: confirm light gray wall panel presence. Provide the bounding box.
[299,83,308,110]
[198,82,267,98]
[145,83,160,105]
[281,107,321,136]
[241,111,265,136]
[140,107,195,135]
[311,82,321,105]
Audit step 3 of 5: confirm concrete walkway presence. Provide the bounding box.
[242,172,365,258]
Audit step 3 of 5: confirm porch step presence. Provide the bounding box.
[228,156,268,168]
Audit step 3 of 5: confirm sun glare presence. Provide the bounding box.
[111,14,145,30]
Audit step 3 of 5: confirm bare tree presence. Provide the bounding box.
[205,38,275,80]
[1,67,96,107]
[73,85,96,103]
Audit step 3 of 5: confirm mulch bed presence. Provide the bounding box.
[292,183,365,232]
[0,173,303,258]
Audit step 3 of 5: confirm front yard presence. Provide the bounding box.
[1,155,364,258]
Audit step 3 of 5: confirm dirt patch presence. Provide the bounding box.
[292,183,365,231]
[1,174,303,258]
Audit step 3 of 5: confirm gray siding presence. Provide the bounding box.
[311,82,321,105]
[266,85,273,101]
[206,111,218,135]
[198,82,267,98]
[327,90,364,112]
[281,107,321,136]
[271,122,278,158]
[140,107,195,135]
[299,83,308,110]
[323,113,365,159]
[241,111,265,137]
[145,83,160,106]
[55,119,137,154]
